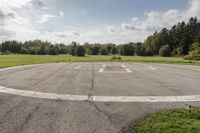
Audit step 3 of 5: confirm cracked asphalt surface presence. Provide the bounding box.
[0,63,200,133]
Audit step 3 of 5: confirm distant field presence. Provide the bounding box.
[0,54,200,68]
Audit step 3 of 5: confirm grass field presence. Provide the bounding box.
[0,54,200,68]
[132,108,200,133]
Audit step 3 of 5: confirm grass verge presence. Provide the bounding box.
[0,54,200,69]
[132,108,200,133]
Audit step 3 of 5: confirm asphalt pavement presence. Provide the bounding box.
[0,62,200,133]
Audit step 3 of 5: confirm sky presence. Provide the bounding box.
[0,0,200,44]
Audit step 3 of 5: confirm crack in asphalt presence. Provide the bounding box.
[88,63,95,100]
[87,63,123,133]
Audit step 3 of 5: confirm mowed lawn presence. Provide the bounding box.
[132,108,200,133]
[0,54,200,68]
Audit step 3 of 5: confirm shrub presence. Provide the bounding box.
[0,50,12,55]
[110,56,122,60]
[76,45,85,56]
[100,47,109,55]
[159,45,171,57]
[20,47,28,54]
[184,43,200,60]
[86,47,93,55]
[49,47,58,55]
[119,44,135,56]
[111,47,118,54]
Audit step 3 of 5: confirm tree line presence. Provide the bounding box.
[0,17,200,59]
[142,17,200,59]
[0,39,141,56]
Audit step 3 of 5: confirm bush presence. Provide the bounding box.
[86,47,93,55]
[76,45,85,56]
[100,47,109,55]
[20,47,28,54]
[159,45,171,57]
[110,56,122,60]
[119,44,135,56]
[0,50,12,55]
[184,43,200,60]
[0,52,7,55]
[111,47,118,54]
[49,47,58,55]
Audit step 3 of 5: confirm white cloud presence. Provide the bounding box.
[137,0,200,32]
[121,23,136,31]
[53,31,80,38]
[37,14,55,24]
[0,0,31,11]
[82,30,102,38]
[54,32,70,38]
[0,0,200,44]
[131,17,138,21]
[106,26,118,34]
[186,0,200,18]
[73,32,80,36]
[104,0,200,43]
[59,11,64,17]
[138,10,185,31]
[0,0,45,41]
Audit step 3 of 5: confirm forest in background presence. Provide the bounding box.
[0,17,200,60]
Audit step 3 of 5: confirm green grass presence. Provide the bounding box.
[0,54,200,69]
[132,108,200,133]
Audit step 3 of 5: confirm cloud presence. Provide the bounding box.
[138,10,184,31]
[59,11,64,17]
[82,30,102,37]
[0,0,31,11]
[0,0,44,41]
[0,0,46,11]
[186,0,200,18]
[29,0,44,8]
[0,0,200,44]
[73,32,80,36]
[0,10,15,19]
[121,23,136,31]
[37,14,55,24]
[53,31,80,38]
[131,17,138,21]
[0,28,15,37]
[0,10,15,25]
[106,26,118,34]
[104,0,200,43]
[137,0,200,32]
[54,32,67,38]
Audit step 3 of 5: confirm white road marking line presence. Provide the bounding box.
[98,68,104,73]
[148,66,157,70]
[98,69,132,73]
[99,64,132,73]
[121,65,126,68]
[0,86,88,101]
[76,68,99,70]
[75,66,81,69]
[102,65,106,68]
[1,86,200,103]
[124,68,132,73]
[98,65,106,72]
[92,95,200,102]
[98,71,132,73]
[0,64,42,72]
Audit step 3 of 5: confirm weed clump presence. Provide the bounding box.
[110,56,122,60]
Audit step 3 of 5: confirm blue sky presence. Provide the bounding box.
[0,0,199,44]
